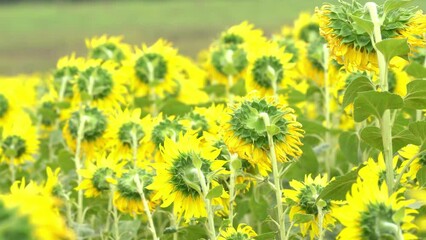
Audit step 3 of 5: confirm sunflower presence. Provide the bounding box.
[222,92,304,176]
[127,39,179,98]
[0,114,39,166]
[358,152,409,188]
[399,144,426,186]
[86,35,132,63]
[142,113,187,162]
[63,106,109,158]
[181,104,227,137]
[147,132,228,220]
[72,59,126,109]
[217,224,257,240]
[42,167,62,197]
[293,12,321,43]
[113,167,157,216]
[175,75,210,105]
[317,1,426,72]
[0,178,75,240]
[37,92,61,133]
[387,58,410,96]
[76,153,126,198]
[52,54,86,101]
[334,179,417,239]
[204,22,265,87]
[105,108,153,162]
[283,174,337,239]
[245,41,296,96]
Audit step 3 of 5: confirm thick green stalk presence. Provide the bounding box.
[228,153,238,226]
[75,114,87,225]
[322,44,332,177]
[260,112,286,240]
[134,175,159,240]
[110,189,121,240]
[196,169,216,239]
[366,2,394,194]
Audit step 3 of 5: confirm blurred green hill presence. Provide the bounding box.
[0,0,425,75]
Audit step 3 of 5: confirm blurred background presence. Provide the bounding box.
[1,0,425,75]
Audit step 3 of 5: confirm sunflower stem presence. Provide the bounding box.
[317,205,325,240]
[259,112,286,240]
[134,175,159,240]
[8,158,15,183]
[322,44,332,178]
[228,153,238,227]
[109,188,121,240]
[366,2,394,195]
[75,113,87,225]
[195,168,217,239]
[227,75,234,104]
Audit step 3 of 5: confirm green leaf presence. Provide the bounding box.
[229,78,246,96]
[266,125,280,136]
[339,131,360,164]
[376,38,410,63]
[384,0,413,15]
[293,213,315,224]
[231,158,242,171]
[360,126,383,151]
[342,76,375,108]
[404,80,426,109]
[417,166,426,188]
[392,129,421,152]
[206,185,223,199]
[118,220,141,240]
[408,121,426,146]
[160,99,191,116]
[350,14,374,35]
[392,208,405,224]
[254,232,277,240]
[235,183,248,191]
[318,170,358,201]
[353,91,404,122]
[405,62,426,78]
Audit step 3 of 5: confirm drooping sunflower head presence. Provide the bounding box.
[53,54,85,100]
[334,179,417,240]
[317,1,426,71]
[283,174,336,239]
[218,21,266,48]
[63,106,108,157]
[73,59,126,108]
[147,132,227,220]
[77,153,126,198]
[114,167,157,216]
[0,114,39,166]
[0,179,75,240]
[223,92,304,175]
[105,108,153,161]
[130,39,179,98]
[246,41,296,96]
[86,35,132,63]
[293,12,321,43]
[217,224,257,240]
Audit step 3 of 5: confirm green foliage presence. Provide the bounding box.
[405,62,426,79]
[404,80,426,109]
[342,75,375,108]
[353,91,404,122]
[318,169,358,201]
[376,38,410,63]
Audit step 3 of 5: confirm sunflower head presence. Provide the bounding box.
[86,35,131,63]
[334,179,417,240]
[38,100,60,128]
[114,168,156,215]
[53,55,85,99]
[317,1,426,71]
[217,224,257,240]
[293,12,321,43]
[283,174,336,239]
[68,106,107,142]
[223,93,304,175]
[0,93,9,118]
[151,115,185,148]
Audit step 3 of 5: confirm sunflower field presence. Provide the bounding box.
[1,0,426,239]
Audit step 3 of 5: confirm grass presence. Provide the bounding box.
[0,0,425,75]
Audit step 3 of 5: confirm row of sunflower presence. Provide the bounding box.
[1,0,426,239]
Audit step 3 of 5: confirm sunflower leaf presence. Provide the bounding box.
[342,75,375,108]
[292,213,315,224]
[404,80,426,109]
[376,38,410,63]
[408,121,426,149]
[266,125,280,136]
[353,91,404,122]
[417,166,426,188]
[405,62,426,78]
[360,126,383,151]
[350,14,374,35]
[206,185,223,200]
[384,0,413,15]
[317,169,358,201]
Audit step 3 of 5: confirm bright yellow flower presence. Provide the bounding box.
[147,132,228,220]
[0,113,39,165]
[86,35,132,63]
[76,153,126,198]
[293,12,321,43]
[283,174,337,239]
[0,178,75,240]
[223,92,304,176]
[217,224,257,240]
[334,179,417,239]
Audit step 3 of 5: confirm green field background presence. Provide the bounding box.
[1,0,425,75]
